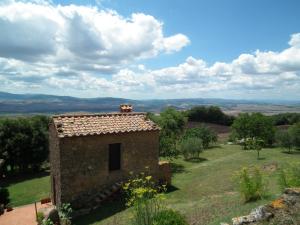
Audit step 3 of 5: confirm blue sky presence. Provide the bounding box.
[54,0,300,66]
[0,0,300,99]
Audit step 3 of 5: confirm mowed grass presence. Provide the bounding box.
[5,173,50,207]
[76,145,300,225]
[5,145,300,224]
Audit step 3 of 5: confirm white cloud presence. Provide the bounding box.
[0,0,189,71]
[0,1,299,99]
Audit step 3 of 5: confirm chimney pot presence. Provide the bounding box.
[120,104,133,113]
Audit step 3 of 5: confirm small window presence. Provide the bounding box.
[109,143,121,171]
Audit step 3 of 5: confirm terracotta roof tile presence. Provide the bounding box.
[52,112,160,138]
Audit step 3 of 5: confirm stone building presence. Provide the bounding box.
[49,105,162,210]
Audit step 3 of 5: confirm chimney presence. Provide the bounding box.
[120,104,133,113]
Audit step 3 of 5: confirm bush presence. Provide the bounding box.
[58,203,72,222]
[36,212,45,224]
[42,219,54,225]
[152,209,188,225]
[180,138,203,160]
[0,187,10,207]
[183,126,217,149]
[278,163,300,191]
[235,167,267,202]
[123,171,166,225]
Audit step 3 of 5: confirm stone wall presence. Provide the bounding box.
[49,122,61,205]
[50,130,160,209]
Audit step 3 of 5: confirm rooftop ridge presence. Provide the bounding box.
[52,112,146,118]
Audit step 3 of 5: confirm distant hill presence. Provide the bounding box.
[0,91,299,115]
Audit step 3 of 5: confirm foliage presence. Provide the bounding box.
[0,116,49,176]
[275,129,294,153]
[289,122,300,149]
[271,113,300,125]
[278,163,300,191]
[179,138,203,160]
[123,171,166,225]
[182,126,217,149]
[42,218,54,225]
[148,108,187,158]
[231,113,275,147]
[244,138,264,159]
[37,212,45,224]
[0,187,10,206]
[235,167,267,202]
[58,203,73,220]
[152,209,188,225]
[187,106,235,125]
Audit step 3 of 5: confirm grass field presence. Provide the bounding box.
[4,173,50,207]
[5,145,300,225]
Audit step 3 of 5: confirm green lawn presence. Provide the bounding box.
[5,173,50,207]
[5,145,300,225]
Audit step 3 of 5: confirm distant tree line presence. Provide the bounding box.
[186,106,235,126]
[0,116,49,176]
[270,113,300,125]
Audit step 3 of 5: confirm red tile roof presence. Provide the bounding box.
[52,112,160,138]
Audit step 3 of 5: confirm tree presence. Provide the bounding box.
[148,108,187,158]
[276,129,293,153]
[289,122,300,150]
[187,106,235,125]
[182,126,217,149]
[244,138,264,159]
[231,113,275,148]
[0,116,49,175]
[180,137,203,160]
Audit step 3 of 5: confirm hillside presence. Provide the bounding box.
[0,92,299,115]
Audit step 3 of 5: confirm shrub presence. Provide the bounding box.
[58,203,72,222]
[152,209,188,225]
[278,163,300,191]
[182,126,217,149]
[180,137,203,160]
[0,187,10,207]
[235,167,267,202]
[123,171,166,225]
[42,219,54,225]
[36,212,45,224]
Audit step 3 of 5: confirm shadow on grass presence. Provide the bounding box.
[282,150,300,155]
[1,170,50,187]
[257,157,266,160]
[185,157,208,163]
[166,185,179,194]
[170,162,186,174]
[75,198,127,225]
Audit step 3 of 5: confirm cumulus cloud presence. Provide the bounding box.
[0,0,299,99]
[0,0,189,70]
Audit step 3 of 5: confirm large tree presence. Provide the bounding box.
[148,108,187,158]
[231,113,275,148]
[0,116,49,175]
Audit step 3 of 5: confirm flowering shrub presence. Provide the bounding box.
[123,171,166,225]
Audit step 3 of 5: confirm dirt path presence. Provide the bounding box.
[0,202,52,225]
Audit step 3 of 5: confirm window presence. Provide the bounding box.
[109,143,121,171]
